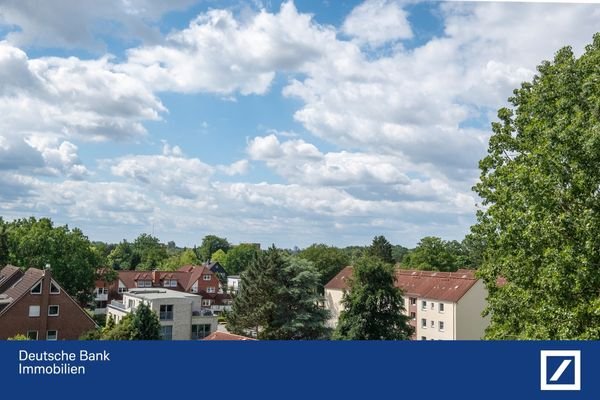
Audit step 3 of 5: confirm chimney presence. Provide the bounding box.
[152,269,160,285]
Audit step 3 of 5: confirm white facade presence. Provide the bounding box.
[107,288,218,340]
[227,276,241,294]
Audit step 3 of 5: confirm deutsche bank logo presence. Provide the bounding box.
[540,350,581,391]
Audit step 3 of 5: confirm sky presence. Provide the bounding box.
[0,0,599,249]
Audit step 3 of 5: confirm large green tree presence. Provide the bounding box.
[473,34,600,339]
[403,236,459,272]
[367,235,394,264]
[197,235,230,262]
[132,234,168,270]
[224,243,259,275]
[333,256,413,340]
[227,246,329,340]
[131,302,162,340]
[107,240,137,270]
[6,217,99,304]
[298,243,349,289]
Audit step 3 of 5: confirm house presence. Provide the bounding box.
[94,265,232,315]
[227,275,241,294]
[202,331,256,341]
[0,265,97,340]
[202,261,227,284]
[106,288,218,340]
[324,267,489,340]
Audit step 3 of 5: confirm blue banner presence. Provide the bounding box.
[0,341,596,399]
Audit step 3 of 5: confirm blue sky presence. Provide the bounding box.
[0,0,599,248]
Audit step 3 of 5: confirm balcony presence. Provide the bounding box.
[109,300,127,311]
[94,293,108,301]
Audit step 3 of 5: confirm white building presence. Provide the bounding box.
[107,288,218,340]
[325,267,489,340]
[227,275,241,294]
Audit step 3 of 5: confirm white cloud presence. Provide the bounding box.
[0,0,197,50]
[120,1,334,95]
[342,0,413,47]
[218,159,250,176]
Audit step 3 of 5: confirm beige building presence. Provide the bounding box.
[325,267,489,340]
[107,288,218,340]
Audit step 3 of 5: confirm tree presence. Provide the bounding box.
[132,302,162,340]
[227,246,329,340]
[0,217,8,266]
[107,240,135,270]
[211,249,228,266]
[197,235,230,261]
[391,245,409,264]
[161,248,199,270]
[403,236,459,272]
[133,234,168,270]
[367,235,394,264]
[298,244,349,289]
[333,256,413,340]
[472,34,600,339]
[6,217,99,304]
[225,243,259,275]
[102,314,136,340]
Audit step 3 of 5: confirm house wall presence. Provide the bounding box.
[455,280,489,340]
[324,288,344,328]
[0,275,96,340]
[414,299,455,340]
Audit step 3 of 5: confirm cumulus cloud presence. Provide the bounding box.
[120,1,334,95]
[342,0,413,47]
[0,0,197,50]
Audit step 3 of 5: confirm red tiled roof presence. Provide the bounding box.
[202,331,256,341]
[0,265,21,292]
[325,266,479,303]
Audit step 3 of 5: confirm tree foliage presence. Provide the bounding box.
[133,234,168,270]
[225,243,260,275]
[227,246,329,339]
[132,302,162,340]
[198,235,230,262]
[473,34,600,339]
[5,217,99,304]
[367,235,394,264]
[334,256,413,340]
[298,243,349,289]
[403,236,459,271]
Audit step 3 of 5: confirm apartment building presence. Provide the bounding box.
[107,288,218,340]
[325,267,489,340]
[0,265,97,340]
[94,264,232,315]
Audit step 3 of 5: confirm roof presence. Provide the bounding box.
[116,269,213,292]
[2,268,44,301]
[325,267,479,303]
[202,331,256,341]
[0,265,22,292]
[125,288,202,301]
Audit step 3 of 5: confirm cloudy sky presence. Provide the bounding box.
[0,0,598,248]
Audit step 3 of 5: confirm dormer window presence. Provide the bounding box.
[203,275,211,281]
[31,282,42,294]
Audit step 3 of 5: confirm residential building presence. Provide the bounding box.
[0,265,97,340]
[324,267,489,340]
[107,288,218,340]
[227,275,241,294]
[94,265,232,315]
[203,331,256,341]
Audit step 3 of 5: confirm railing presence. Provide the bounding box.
[109,300,127,310]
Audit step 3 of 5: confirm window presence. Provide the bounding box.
[118,287,127,294]
[136,280,151,288]
[128,299,135,309]
[203,274,211,281]
[46,330,58,341]
[27,331,38,340]
[50,282,60,294]
[191,324,212,340]
[421,300,427,310]
[421,318,426,328]
[439,303,445,313]
[207,287,215,293]
[421,336,427,341]
[410,312,416,320]
[430,320,435,328]
[96,288,108,295]
[202,299,211,306]
[439,321,445,331]
[29,305,40,317]
[48,305,59,316]
[430,302,435,310]
[95,301,107,309]
[160,325,173,340]
[31,282,42,294]
[410,297,416,305]
[159,304,173,320]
